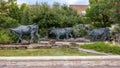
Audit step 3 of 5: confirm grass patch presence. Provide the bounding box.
[80,42,120,55]
[0,46,93,56]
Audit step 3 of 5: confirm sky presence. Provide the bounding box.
[17,0,89,5]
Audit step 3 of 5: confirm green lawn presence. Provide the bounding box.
[80,42,120,55]
[0,47,93,56]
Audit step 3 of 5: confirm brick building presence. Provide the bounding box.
[70,5,89,15]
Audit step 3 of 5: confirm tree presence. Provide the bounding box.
[110,0,120,25]
[0,0,19,29]
[86,0,114,27]
[20,3,32,24]
[31,2,82,28]
[0,0,10,16]
[9,0,21,22]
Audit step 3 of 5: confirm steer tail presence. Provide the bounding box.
[9,28,13,35]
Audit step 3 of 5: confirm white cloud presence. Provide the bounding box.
[57,0,89,5]
[17,0,34,4]
[17,0,89,5]
[68,0,79,4]
[67,0,89,5]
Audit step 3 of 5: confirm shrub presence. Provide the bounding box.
[5,17,19,28]
[73,24,87,37]
[39,28,48,37]
[0,16,19,29]
[0,30,13,44]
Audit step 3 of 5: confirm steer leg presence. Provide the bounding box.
[30,32,34,43]
[35,32,40,43]
[56,35,60,40]
[17,34,22,43]
[69,33,73,38]
[66,33,69,39]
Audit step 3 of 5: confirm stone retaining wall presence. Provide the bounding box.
[0,56,120,68]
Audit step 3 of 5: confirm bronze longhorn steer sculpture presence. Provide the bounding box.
[9,24,40,43]
[50,28,73,40]
[88,27,110,41]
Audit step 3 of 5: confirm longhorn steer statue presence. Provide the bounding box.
[50,28,73,40]
[88,28,110,41]
[9,24,40,43]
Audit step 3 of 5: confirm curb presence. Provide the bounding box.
[77,48,113,55]
[0,56,120,60]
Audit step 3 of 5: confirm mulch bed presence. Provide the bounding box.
[0,42,52,49]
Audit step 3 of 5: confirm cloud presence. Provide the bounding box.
[17,0,36,4]
[17,0,89,5]
[67,0,89,5]
[67,0,80,4]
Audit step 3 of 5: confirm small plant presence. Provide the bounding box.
[73,24,87,37]
[0,30,13,44]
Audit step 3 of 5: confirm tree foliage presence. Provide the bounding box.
[73,24,87,37]
[31,3,82,29]
[86,0,120,27]
[20,3,32,24]
[0,0,19,29]
[0,0,83,29]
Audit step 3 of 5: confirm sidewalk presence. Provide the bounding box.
[0,56,120,68]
